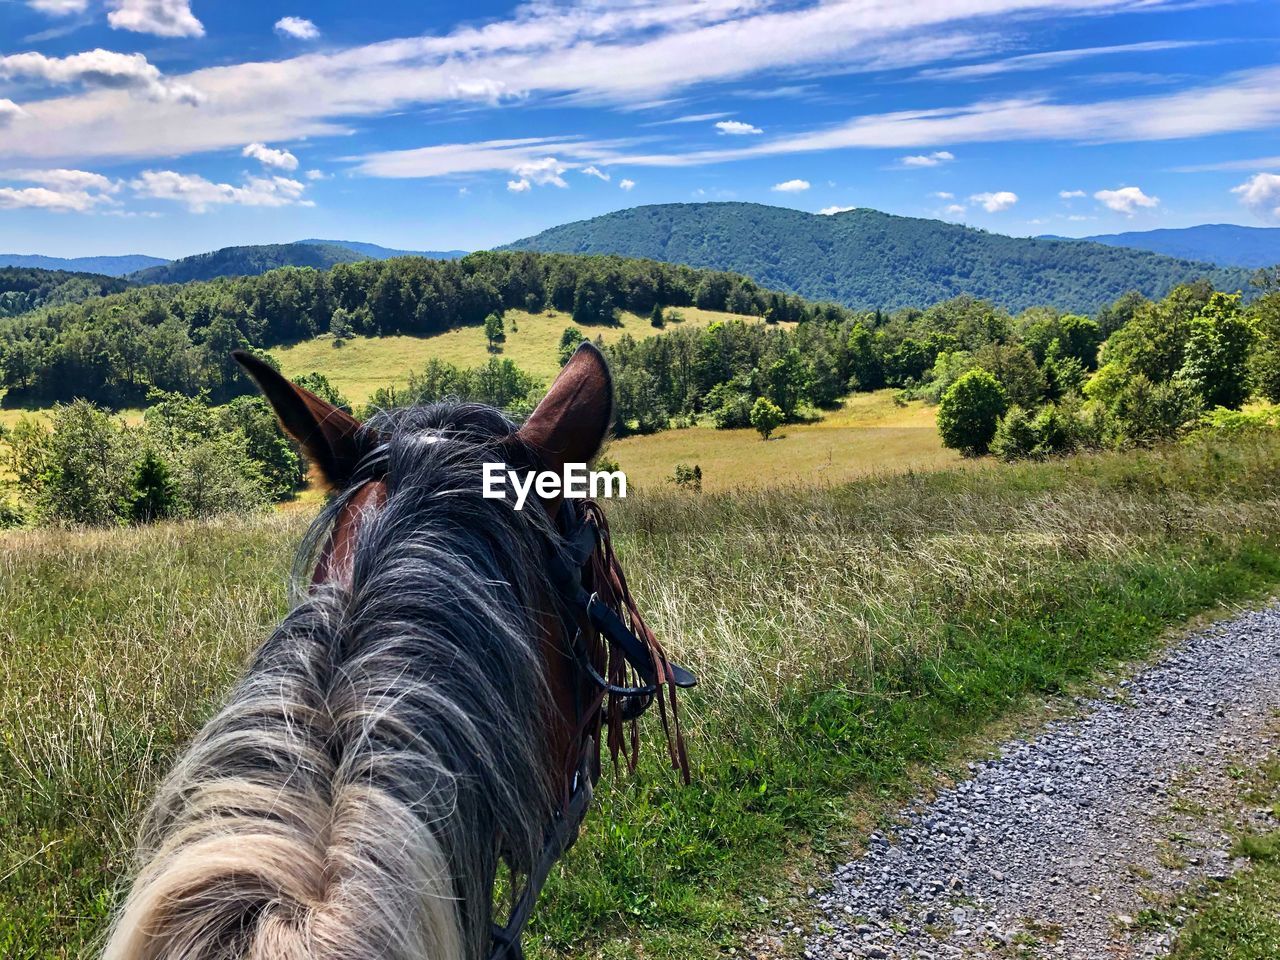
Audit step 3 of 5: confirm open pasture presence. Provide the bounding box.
[5,436,1280,957]
[273,306,773,403]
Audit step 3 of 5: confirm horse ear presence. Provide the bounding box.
[519,341,613,469]
[233,350,367,488]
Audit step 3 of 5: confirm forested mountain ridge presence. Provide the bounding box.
[502,202,1251,313]
[296,239,468,260]
[128,242,371,285]
[0,267,129,319]
[1066,224,1280,269]
[0,253,167,276]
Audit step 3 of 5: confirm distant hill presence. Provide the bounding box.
[129,242,371,285]
[503,202,1252,313]
[296,239,467,260]
[0,266,129,317]
[0,253,168,277]
[1067,224,1280,269]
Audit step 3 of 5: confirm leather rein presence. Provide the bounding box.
[311,472,695,960]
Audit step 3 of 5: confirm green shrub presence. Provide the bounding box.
[991,406,1040,461]
[937,369,1007,456]
[671,463,702,490]
[126,449,178,524]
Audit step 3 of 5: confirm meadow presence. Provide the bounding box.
[272,305,773,403]
[5,433,1280,958]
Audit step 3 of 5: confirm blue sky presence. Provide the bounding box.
[0,0,1278,258]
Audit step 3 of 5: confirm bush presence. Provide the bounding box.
[671,463,702,490]
[750,397,784,440]
[558,327,586,366]
[0,498,25,529]
[126,448,178,524]
[991,406,1040,461]
[712,393,754,430]
[937,369,1007,456]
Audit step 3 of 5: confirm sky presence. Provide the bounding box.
[0,0,1278,258]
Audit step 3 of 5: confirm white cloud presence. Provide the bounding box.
[716,120,763,136]
[28,0,89,14]
[820,205,856,215]
[916,40,1215,83]
[275,16,320,40]
[1094,185,1158,214]
[0,100,26,128]
[1231,173,1280,223]
[932,191,954,199]
[448,77,521,105]
[772,178,810,192]
[507,178,531,193]
[970,190,1018,212]
[619,178,635,191]
[899,150,954,167]
[512,156,569,187]
[580,164,610,181]
[944,203,967,216]
[4,168,118,192]
[242,142,299,171]
[0,49,202,105]
[1059,189,1086,198]
[1173,155,1280,173]
[0,186,104,212]
[130,170,311,212]
[645,112,733,126]
[305,169,329,181]
[107,0,204,38]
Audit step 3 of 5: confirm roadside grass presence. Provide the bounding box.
[273,306,772,403]
[4,437,1280,956]
[1162,744,1280,959]
[607,389,960,491]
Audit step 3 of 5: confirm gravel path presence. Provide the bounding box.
[757,604,1280,960]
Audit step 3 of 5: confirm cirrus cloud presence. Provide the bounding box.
[28,0,89,14]
[970,190,1018,212]
[1231,173,1280,223]
[1094,185,1158,214]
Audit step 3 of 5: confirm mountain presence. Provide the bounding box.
[1070,224,1280,269]
[503,202,1252,313]
[129,242,372,285]
[0,266,129,317]
[0,253,168,276]
[296,239,467,260]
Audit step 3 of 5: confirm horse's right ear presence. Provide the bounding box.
[233,350,367,488]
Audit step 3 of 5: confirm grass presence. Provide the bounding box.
[1160,745,1280,959]
[608,390,961,491]
[273,306,773,403]
[5,436,1280,957]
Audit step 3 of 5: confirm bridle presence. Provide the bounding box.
[489,495,696,960]
[310,449,696,960]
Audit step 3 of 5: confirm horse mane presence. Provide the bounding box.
[104,402,562,960]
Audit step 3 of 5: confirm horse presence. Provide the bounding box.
[103,343,694,960]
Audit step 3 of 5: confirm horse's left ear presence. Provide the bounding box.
[233,350,367,488]
[518,341,614,470]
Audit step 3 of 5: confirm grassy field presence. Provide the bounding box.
[273,306,772,403]
[609,390,961,491]
[5,435,1280,957]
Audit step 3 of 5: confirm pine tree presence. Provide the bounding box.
[127,448,178,524]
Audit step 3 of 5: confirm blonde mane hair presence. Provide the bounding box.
[104,404,561,960]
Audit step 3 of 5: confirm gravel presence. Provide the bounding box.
[756,604,1280,960]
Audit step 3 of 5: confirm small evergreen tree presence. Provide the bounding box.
[750,397,783,440]
[127,448,178,524]
[650,303,665,328]
[937,369,1007,456]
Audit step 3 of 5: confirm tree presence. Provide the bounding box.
[127,448,178,523]
[937,369,1007,456]
[650,303,665,328]
[1177,292,1254,410]
[1249,290,1280,402]
[484,312,505,351]
[766,348,806,417]
[558,327,586,365]
[750,396,783,440]
[991,406,1040,461]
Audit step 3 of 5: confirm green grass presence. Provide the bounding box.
[273,306,773,403]
[1164,746,1280,960]
[5,437,1280,957]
